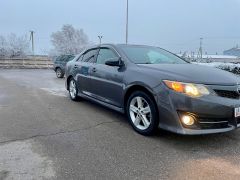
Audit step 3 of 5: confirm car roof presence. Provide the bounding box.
[86,43,158,50]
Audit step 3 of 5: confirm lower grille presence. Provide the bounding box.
[214,89,240,99]
[237,118,240,124]
[198,117,230,129]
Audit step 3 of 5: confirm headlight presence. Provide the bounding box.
[163,80,210,97]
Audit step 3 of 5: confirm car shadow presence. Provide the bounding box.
[77,97,240,151]
[68,96,240,178]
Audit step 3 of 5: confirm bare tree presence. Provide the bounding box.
[7,34,29,57]
[0,34,29,58]
[0,36,7,57]
[51,24,90,55]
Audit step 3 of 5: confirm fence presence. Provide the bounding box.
[0,57,53,69]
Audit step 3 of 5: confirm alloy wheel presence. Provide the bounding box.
[69,80,77,99]
[129,96,152,130]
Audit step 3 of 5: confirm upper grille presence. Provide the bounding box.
[214,90,240,99]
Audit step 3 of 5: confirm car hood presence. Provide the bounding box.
[138,63,239,85]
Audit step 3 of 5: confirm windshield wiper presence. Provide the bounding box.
[137,62,152,64]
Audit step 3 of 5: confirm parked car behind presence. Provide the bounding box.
[53,55,75,78]
[65,44,240,136]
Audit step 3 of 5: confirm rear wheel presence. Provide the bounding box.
[56,68,64,78]
[68,78,79,101]
[126,91,159,135]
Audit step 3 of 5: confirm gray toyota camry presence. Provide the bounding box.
[65,44,240,135]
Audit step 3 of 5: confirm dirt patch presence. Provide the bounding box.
[171,157,240,180]
[0,140,55,180]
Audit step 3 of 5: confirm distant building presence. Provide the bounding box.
[178,52,240,63]
[200,55,240,63]
[224,46,240,57]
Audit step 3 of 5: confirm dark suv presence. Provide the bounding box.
[53,55,75,78]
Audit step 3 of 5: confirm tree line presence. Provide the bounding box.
[0,34,29,58]
[0,24,91,58]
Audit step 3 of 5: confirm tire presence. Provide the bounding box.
[126,91,159,136]
[56,68,64,78]
[68,78,79,101]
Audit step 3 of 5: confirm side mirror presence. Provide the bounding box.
[105,57,124,67]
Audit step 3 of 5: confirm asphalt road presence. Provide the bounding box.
[0,69,240,180]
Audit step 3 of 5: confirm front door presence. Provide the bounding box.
[90,47,125,107]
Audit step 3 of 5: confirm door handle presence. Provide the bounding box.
[92,67,97,73]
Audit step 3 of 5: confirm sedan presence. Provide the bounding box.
[65,44,240,135]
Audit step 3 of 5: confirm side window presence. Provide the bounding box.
[65,55,75,62]
[61,55,71,62]
[82,49,98,63]
[56,56,64,62]
[62,56,69,62]
[55,56,60,62]
[96,48,118,65]
[76,54,83,61]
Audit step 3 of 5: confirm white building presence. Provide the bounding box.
[178,53,240,63]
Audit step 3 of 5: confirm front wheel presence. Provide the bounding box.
[68,78,79,101]
[126,91,159,136]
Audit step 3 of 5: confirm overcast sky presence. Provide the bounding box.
[1,0,240,54]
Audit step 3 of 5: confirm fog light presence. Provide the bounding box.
[181,115,195,126]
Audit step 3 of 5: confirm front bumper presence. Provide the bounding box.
[155,84,240,135]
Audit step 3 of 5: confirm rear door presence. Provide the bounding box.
[90,47,124,107]
[74,48,98,95]
[54,56,64,70]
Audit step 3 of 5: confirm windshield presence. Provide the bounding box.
[120,46,187,64]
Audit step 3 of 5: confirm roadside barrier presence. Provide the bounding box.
[0,58,53,69]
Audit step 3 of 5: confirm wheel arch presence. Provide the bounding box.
[66,75,73,90]
[55,66,61,71]
[124,85,158,113]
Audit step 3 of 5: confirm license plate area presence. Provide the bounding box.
[235,107,240,117]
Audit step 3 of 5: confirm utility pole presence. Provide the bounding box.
[199,38,203,59]
[126,0,129,44]
[29,31,35,55]
[98,36,103,45]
